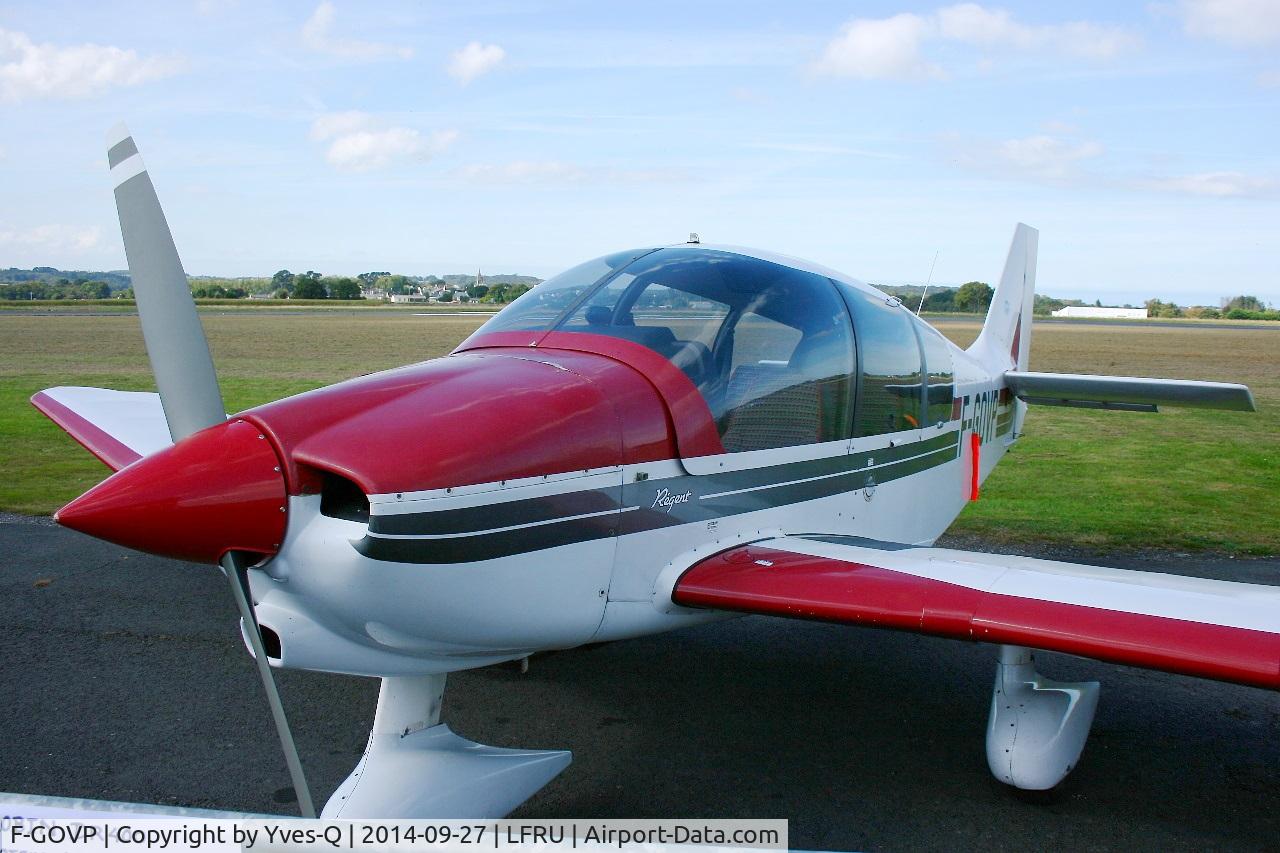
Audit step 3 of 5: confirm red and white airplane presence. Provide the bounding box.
[29,127,1278,819]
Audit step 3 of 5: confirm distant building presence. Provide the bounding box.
[1051,306,1148,319]
[390,293,428,303]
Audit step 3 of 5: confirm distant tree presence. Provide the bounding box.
[1032,294,1065,316]
[192,287,208,298]
[467,284,489,299]
[1094,299,1102,308]
[293,271,326,299]
[1144,298,1183,318]
[357,271,390,287]
[436,290,454,303]
[954,281,994,313]
[225,287,247,299]
[329,278,362,300]
[274,288,290,299]
[205,284,228,299]
[922,289,955,312]
[271,269,295,292]
[506,284,531,301]
[1225,295,1265,312]
[379,274,412,295]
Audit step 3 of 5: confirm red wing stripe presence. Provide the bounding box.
[31,391,142,472]
[673,545,1280,690]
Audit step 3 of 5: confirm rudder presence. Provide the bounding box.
[968,223,1037,372]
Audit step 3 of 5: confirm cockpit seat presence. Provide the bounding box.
[719,363,821,453]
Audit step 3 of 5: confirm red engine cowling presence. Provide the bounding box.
[242,349,678,497]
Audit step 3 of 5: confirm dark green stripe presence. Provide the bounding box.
[356,432,961,564]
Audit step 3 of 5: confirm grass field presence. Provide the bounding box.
[1,313,1275,554]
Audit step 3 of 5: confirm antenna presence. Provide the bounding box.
[916,250,939,316]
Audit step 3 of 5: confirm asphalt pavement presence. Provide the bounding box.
[1,515,1276,852]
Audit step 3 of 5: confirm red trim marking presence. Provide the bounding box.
[31,391,142,472]
[673,545,1280,690]
[969,431,981,501]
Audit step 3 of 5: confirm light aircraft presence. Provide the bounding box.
[28,126,1278,819]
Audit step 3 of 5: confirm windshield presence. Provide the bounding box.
[467,248,656,336]
[464,247,857,452]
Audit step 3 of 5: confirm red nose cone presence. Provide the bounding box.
[55,418,288,564]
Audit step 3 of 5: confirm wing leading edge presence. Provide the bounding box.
[673,536,1280,690]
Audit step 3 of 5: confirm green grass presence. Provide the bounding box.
[941,321,1280,555]
[1,314,1276,554]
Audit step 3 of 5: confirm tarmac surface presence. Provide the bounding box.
[1,515,1277,852]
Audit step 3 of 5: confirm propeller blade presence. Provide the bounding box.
[107,123,225,442]
[222,552,316,818]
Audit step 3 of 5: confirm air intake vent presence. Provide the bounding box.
[320,473,370,523]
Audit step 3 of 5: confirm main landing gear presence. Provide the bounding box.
[322,674,571,818]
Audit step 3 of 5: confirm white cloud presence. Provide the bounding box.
[301,2,412,61]
[946,133,1104,183]
[948,131,1276,199]
[812,13,940,80]
[309,112,457,172]
[995,135,1104,179]
[938,3,1136,58]
[196,0,239,14]
[812,5,1137,80]
[748,141,905,159]
[0,223,101,253]
[308,110,372,141]
[447,41,506,83]
[456,161,588,183]
[1141,171,1279,197]
[1175,0,1280,46]
[454,161,686,185]
[1040,119,1081,134]
[0,27,183,102]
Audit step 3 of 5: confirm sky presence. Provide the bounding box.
[1,1,1278,306]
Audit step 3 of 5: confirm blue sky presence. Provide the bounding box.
[1,1,1277,305]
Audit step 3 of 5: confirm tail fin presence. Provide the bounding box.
[968,223,1037,372]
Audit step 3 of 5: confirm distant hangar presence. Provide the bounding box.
[1052,306,1148,319]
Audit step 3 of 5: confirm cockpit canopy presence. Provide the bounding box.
[464,247,956,453]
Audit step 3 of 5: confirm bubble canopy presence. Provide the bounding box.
[461,247,953,452]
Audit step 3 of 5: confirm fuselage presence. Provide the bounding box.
[237,245,1018,676]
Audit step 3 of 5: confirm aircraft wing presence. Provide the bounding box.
[672,536,1280,690]
[1005,371,1256,412]
[31,386,174,471]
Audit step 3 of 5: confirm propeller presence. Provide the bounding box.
[105,123,315,817]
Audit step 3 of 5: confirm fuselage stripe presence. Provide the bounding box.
[355,431,961,564]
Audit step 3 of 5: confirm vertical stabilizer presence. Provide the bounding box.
[968,224,1037,372]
